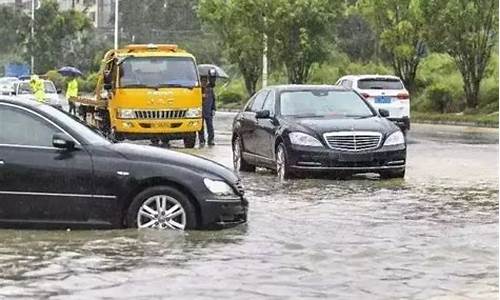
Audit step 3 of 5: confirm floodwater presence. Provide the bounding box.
[0,113,497,299]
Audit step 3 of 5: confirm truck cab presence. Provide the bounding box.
[96,44,202,148]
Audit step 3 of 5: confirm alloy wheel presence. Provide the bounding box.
[137,195,186,230]
[233,138,242,171]
[276,145,286,181]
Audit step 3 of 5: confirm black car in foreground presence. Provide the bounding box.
[0,98,247,230]
[232,85,406,179]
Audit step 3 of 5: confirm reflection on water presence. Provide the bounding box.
[0,171,497,299]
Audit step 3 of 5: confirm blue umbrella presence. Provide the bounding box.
[58,66,83,77]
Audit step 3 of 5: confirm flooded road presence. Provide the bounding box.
[0,113,497,299]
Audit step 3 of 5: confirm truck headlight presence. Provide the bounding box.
[203,178,235,196]
[117,109,135,119]
[185,108,201,118]
[289,132,323,147]
[384,131,405,146]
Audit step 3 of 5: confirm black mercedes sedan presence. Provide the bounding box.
[232,85,406,179]
[0,98,247,230]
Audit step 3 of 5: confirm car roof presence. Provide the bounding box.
[264,84,350,92]
[339,74,402,81]
[0,96,43,108]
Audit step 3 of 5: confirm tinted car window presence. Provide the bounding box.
[0,104,61,147]
[249,90,269,112]
[357,78,404,90]
[262,90,276,116]
[280,90,375,118]
[38,105,111,146]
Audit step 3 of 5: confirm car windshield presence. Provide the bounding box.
[280,90,375,118]
[38,105,111,146]
[19,81,57,94]
[357,78,404,90]
[119,56,198,89]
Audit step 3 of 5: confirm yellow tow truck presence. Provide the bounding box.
[79,44,202,148]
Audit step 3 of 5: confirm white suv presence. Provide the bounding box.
[336,75,410,131]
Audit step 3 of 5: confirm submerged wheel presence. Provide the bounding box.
[233,136,255,172]
[183,134,196,148]
[379,169,406,179]
[126,186,197,230]
[276,143,294,180]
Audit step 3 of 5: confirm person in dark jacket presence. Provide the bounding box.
[198,75,216,146]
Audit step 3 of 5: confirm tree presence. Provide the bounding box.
[26,0,92,73]
[357,0,426,93]
[271,0,339,83]
[420,0,498,109]
[336,13,377,62]
[199,0,266,96]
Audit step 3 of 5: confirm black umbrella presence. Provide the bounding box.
[198,64,229,79]
[58,66,83,77]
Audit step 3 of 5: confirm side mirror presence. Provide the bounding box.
[56,88,62,94]
[255,110,270,119]
[379,109,390,118]
[52,133,76,150]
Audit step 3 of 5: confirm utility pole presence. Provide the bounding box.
[114,0,119,49]
[262,16,268,88]
[31,0,35,74]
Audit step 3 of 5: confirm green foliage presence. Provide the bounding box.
[271,0,340,83]
[78,72,98,93]
[27,0,93,74]
[218,90,244,105]
[45,70,66,90]
[199,0,266,96]
[356,0,426,92]
[420,0,499,108]
[0,6,29,55]
[336,14,377,62]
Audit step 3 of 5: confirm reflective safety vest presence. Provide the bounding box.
[66,78,78,100]
[30,79,45,103]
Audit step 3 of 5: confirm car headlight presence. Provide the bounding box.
[289,132,323,147]
[384,131,405,146]
[117,109,135,119]
[185,108,202,118]
[203,178,235,196]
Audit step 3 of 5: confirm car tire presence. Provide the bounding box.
[233,136,256,172]
[183,134,196,148]
[276,143,295,180]
[126,186,197,230]
[379,169,405,179]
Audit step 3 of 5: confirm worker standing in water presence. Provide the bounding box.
[66,75,78,115]
[198,72,217,147]
[29,75,45,103]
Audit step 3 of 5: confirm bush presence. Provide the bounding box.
[425,83,454,113]
[78,72,98,93]
[218,90,244,105]
[45,70,66,90]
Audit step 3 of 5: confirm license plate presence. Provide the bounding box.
[338,153,374,162]
[375,96,391,104]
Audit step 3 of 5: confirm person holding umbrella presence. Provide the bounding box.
[197,65,228,147]
[58,66,82,116]
[198,72,216,147]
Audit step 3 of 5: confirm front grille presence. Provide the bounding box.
[234,179,245,196]
[323,131,382,151]
[134,109,187,119]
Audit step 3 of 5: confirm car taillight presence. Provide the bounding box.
[397,93,410,100]
[361,93,371,99]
